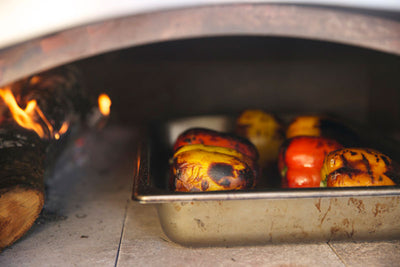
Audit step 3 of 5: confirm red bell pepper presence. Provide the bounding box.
[278,136,342,188]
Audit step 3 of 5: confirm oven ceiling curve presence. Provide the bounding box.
[0,3,399,87]
[0,0,399,50]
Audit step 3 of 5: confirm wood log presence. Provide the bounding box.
[0,122,45,249]
[0,65,95,250]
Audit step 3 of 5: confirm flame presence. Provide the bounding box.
[34,102,54,135]
[98,93,111,116]
[58,121,69,135]
[0,86,47,138]
[54,121,69,140]
[0,86,69,140]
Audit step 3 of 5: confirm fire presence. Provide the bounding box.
[54,121,69,140]
[0,86,47,138]
[98,93,111,116]
[0,86,69,139]
[0,86,110,139]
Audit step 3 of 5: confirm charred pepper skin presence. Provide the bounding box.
[173,128,259,162]
[172,144,256,192]
[321,148,399,187]
[286,115,359,147]
[235,110,285,166]
[278,136,342,188]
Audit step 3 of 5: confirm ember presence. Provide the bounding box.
[54,121,69,140]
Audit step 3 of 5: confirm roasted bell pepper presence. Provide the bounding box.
[286,115,359,147]
[235,110,284,166]
[173,128,258,162]
[171,144,256,192]
[278,136,342,188]
[321,148,400,187]
[286,116,321,138]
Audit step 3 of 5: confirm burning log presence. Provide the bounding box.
[0,65,107,250]
[9,65,92,139]
[0,122,45,249]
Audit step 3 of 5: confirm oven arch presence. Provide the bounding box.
[0,4,399,86]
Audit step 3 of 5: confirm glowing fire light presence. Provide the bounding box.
[0,86,69,140]
[0,86,47,138]
[29,76,41,85]
[54,121,69,140]
[98,93,111,116]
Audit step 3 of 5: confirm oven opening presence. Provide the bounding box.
[1,35,400,251]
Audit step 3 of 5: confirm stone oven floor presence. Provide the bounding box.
[0,126,399,266]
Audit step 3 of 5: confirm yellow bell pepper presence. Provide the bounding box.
[171,144,257,192]
[286,116,321,138]
[321,148,398,187]
[236,110,284,166]
[286,115,359,147]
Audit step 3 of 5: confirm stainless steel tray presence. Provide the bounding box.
[132,115,400,246]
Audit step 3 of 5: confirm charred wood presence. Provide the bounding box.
[0,122,45,249]
[0,65,96,250]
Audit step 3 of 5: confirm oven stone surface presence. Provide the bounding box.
[0,126,399,266]
[0,126,134,266]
